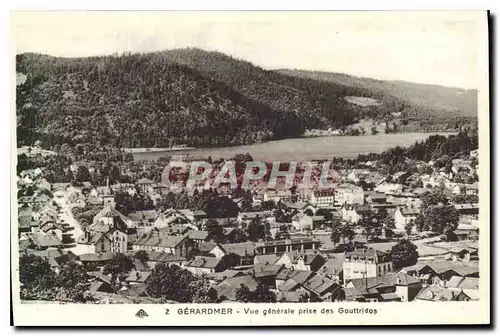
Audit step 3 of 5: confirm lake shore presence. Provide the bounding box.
[132,132,456,162]
[123,147,195,154]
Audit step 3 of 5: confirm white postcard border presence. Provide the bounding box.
[9,10,491,326]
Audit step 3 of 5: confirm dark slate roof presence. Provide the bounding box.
[349,273,421,292]
[78,252,115,262]
[31,232,63,247]
[185,256,222,269]
[215,275,258,301]
[188,230,209,241]
[253,263,283,278]
[415,285,471,301]
[133,230,189,248]
[148,251,187,263]
[254,254,279,265]
[221,242,256,257]
[125,271,152,283]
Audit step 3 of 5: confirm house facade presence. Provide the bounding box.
[342,248,393,285]
[255,238,321,255]
[345,273,422,302]
[291,214,325,231]
[132,229,193,258]
[184,256,224,275]
[394,207,419,232]
[76,227,128,254]
[310,190,335,208]
[335,185,364,205]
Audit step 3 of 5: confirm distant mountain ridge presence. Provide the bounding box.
[16,48,477,149]
[276,69,477,118]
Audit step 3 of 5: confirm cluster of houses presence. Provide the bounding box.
[21,237,479,303]
[16,149,480,303]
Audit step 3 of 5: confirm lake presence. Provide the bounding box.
[132,132,455,162]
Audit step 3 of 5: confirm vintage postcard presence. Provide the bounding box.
[10,11,490,326]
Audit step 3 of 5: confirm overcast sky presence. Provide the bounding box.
[11,11,486,89]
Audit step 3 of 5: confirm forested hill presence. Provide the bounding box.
[159,48,379,128]
[159,49,477,120]
[16,49,477,149]
[277,69,478,118]
[16,52,304,148]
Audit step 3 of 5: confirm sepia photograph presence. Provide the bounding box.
[10,10,490,326]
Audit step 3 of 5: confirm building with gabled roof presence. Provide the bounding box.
[345,273,422,302]
[153,209,197,229]
[205,269,249,284]
[30,231,64,250]
[253,263,284,279]
[215,275,259,302]
[78,252,116,270]
[291,213,325,231]
[128,210,158,230]
[255,238,321,255]
[291,251,326,272]
[394,207,419,232]
[131,228,192,258]
[401,260,479,282]
[253,263,285,287]
[318,256,344,282]
[414,284,472,302]
[179,209,207,223]
[343,248,393,285]
[311,189,335,208]
[365,191,387,204]
[277,289,311,302]
[264,188,293,203]
[77,219,128,254]
[301,274,337,302]
[446,276,479,300]
[92,205,131,227]
[286,201,314,212]
[214,242,256,265]
[146,251,187,267]
[335,184,364,205]
[254,254,280,266]
[277,269,314,292]
[136,178,154,193]
[125,271,152,284]
[184,256,224,275]
[187,230,209,244]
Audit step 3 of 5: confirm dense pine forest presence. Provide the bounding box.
[16,49,478,149]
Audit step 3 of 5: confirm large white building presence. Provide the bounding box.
[342,248,393,285]
[310,189,335,208]
[335,184,364,205]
